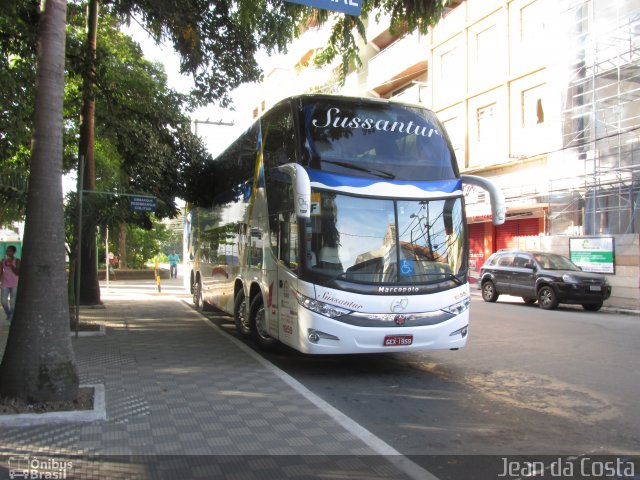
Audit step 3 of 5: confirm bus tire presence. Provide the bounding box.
[234,291,251,338]
[194,278,208,312]
[249,295,278,350]
[193,278,201,309]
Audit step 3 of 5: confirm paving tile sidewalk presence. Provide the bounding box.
[0,279,424,479]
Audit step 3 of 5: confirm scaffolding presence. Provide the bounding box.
[548,0,640,235]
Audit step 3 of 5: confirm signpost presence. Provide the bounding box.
[285,0,362,16]
[129,195,157,213]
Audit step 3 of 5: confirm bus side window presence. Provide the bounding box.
[262,103,296,170]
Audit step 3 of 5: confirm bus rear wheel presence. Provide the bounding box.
[234,291,251,338]
[249,296,278,350]
[193,278,201,309]
[194,278,208,312]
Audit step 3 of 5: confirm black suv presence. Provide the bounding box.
[480,249,611,311]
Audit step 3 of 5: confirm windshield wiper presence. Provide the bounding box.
[321,160,396,179]
[434,273,464,285]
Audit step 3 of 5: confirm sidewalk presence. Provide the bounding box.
[0,277,428,480]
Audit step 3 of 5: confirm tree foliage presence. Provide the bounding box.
[1,2,212,224]
[106,0,450,103]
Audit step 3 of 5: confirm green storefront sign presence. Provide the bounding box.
[569,237,615,274]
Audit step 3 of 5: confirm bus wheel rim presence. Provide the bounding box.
[239,299,249,331]
[255,306,270,340]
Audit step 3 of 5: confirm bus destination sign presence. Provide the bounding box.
[285,0,361,16]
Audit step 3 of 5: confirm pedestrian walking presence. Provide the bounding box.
[168,252,180,279]
[108,251,118,279]
[0,245,20,322]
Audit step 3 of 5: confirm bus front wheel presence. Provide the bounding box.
[249,296,278,350]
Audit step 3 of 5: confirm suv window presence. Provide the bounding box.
[484,254,499,266]
[513,254,532,268]
[497,254,514,267]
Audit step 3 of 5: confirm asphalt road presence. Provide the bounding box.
[206,294,640,460]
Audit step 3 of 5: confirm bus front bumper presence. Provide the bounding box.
[294,309,469,354]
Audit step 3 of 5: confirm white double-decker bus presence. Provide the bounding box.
[186,94,504,354]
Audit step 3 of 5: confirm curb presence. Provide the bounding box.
[70,324,106,337]
[0,384,106,427]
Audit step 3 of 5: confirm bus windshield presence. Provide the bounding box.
[303,191,466,284]
[301,98,458,181]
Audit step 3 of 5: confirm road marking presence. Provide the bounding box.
[178,297,439,480]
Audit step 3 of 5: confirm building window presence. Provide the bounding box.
[440,47,458,80]
[477,103,496,142]
[476,25,497,72]
[443,116,463,167]
[522,84,545,127]
[520,0,544,44]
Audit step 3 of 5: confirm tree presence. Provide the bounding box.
[77,0,101,305]
[0,0,80,402]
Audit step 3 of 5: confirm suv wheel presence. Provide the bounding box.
[482,281,499,302]
[582,303,603,312]
[538,286,559,310]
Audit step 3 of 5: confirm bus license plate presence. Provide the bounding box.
[384,335,413,347]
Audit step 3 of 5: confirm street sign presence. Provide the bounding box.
[129,195,157,213]
[286,0,361,16]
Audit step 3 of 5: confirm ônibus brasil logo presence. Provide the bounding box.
[8,456,73,479]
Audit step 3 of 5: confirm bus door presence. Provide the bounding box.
[272,211,300,346]
[265,167,302,346]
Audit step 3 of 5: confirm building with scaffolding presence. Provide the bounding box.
[243,0,639,308]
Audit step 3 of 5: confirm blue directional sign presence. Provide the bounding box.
[286,0,362,16]
[129,195,157,213]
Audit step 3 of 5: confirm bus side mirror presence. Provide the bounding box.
[461,174,506,225]
[275,163,311,218]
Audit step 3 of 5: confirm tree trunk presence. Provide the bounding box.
[0,0,79,402]
[118,222,127,269]
[78,0,100,305]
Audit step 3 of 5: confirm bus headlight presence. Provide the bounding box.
[441,298,470,316]
[294,291,351,318]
